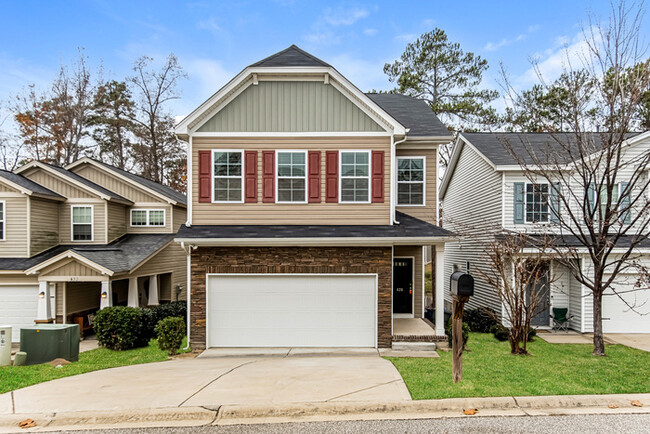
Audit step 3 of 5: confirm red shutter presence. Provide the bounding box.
[198,150,212,203]
[262,151,275,203]
[308,151,321,203]
[371,150,385,203]
[244,151,258,203]
[325,151,338,203]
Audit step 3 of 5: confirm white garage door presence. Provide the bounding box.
[0,285,39,342]
[602,275,650,333]
[207,274,377,348]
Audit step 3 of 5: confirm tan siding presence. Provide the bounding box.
[41,260,103,277]
[0,183,18,192]
[198,81,384,133]
[55,282,64,322]
[0,274,38,284]
[107,202,127,242]
[396,147,437,225]
[73,165,161,203]
[172,206,186,231]
[126,205,173,234]
[22,168,94,198]
[0,195,28,257]
[192,137,391,225]
[59,202,106,244]
[394,245,424,318]
[65,282,100,316]
[30,198,60,255]
[131,243,187,301]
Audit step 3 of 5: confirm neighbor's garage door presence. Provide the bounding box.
[602,274,650,333]
[0,285,39,342]
[207,274,377,347]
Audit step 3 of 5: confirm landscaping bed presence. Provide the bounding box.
[386,332,650,400]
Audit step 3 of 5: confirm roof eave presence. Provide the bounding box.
[173,236,456,246]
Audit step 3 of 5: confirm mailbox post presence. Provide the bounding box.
[450,271,474,383]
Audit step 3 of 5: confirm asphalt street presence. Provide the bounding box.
[54,413,650,434]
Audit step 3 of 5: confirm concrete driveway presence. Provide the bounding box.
[0,349,411,415]
[605,334,650,352]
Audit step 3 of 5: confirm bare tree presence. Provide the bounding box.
[0,101,24,171]
[500,0,650,356]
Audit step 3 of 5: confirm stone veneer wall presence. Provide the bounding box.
[189,246,393,350]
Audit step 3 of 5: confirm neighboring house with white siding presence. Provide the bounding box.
[0,159,187,342]
[439,131,650,334]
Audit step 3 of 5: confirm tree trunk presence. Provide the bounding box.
[592,290,606,356]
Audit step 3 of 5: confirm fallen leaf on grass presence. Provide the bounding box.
[631,400,644,407]
[18,419,35,428]
[463,408,478,415]
[608,404,619,409]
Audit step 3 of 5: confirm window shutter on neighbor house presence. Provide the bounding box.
[308,151,321,203]
[325,151,338,203]
[620,181,631,224]
[262,151,275,203]
[513,182,525,224]
[550,182,561,223]
[244,151,258,203]
[371,151,385,203]
[587,182,596,215]
[198,150,212,203]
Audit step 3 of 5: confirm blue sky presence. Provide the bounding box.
[0,1,638,117]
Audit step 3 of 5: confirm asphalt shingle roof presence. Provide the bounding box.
[0,170,63,199]
[249,45,331,68]
[0,234,175,272]
[176,211,454,239]
[366,93,450,137]
[42,163,131,203]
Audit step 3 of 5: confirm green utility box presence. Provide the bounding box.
[20,324,80,365]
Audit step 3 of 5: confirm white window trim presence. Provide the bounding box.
[0,200,5,241]
[524,182,550,223]
[71,204,94,242]
[211,149,244,204]
[339,150,371,204]
[275,150,308,204]
[396,156,426,207]
[130,209,167,227]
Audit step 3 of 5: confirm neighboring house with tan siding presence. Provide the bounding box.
[0,161,187,342]
[174,45,455,350]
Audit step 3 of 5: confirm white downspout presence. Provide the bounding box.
[392,130,409,225]
[186,135,192,228]
[181,242,194,351]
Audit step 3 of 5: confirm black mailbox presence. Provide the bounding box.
[450,271,474,297]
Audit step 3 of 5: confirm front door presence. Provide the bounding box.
[527,263,551,327]
[393,258,413,314]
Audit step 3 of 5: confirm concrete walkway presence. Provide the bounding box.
[537,332,650,352]
[0,352,410,415]
[604,334,650,352]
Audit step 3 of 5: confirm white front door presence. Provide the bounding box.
[0,285,39,342]
[602,274,650,333]
[207,274,377,347]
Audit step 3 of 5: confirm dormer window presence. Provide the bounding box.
[131,209,166,227]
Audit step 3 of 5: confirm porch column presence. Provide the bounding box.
[100,280,112,310]
[36,280,53,322]
[435,244,445,336]
[127,277,139,307]
[148,275,159,306]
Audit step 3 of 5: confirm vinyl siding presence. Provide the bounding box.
[72,164,163,203]
[0,195,29,257]
[568,262,583,331]
[41,260,103,278]
[59,202,106,244]
[65,282,100,317]
[442,143,503,314]
[30,197,60,255]
[130,243,187,301]
[394,245,424,318]
[126,205,173,234]
[192,136,391,225]
[107,202,127,242]
[396,147,437,225]
[22,168,94,198]
[172,205,186,231]
[197,81,384,133]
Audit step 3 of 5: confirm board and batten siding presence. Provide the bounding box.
[442,143,503,314]
[394,245,424,318]
[107,202,127,242]
[72,164,162,203]
[130,243,187,301]
[0,195,28,257]
[29,197,60,256]
[396,147,437,225]
[22,169,94,199]
[172,205,187,231]
[126,204,173,234]
[59,202,106,244]
[191,137,391,225]
[197,81,384,133]
[41,260,103,278]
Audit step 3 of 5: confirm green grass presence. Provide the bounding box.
[386,332,650,400]
[0,338,189,394]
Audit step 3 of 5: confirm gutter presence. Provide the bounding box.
[180,242,197,351]
[391,131,409,225]
[173,236,458,246]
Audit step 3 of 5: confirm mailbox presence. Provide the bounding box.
[450,271,474,297]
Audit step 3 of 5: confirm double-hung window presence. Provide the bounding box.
[276,151,306,203]
[397,157,425,206]
[71,205,93,241]
[340,151,370,203]
[213,150,243,202]
[130,209,165,227]
[0,201,4,241]
[525,183,549,223]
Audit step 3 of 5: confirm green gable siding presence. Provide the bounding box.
[197,81,384,133]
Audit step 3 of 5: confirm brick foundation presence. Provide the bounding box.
[189,246,393,350]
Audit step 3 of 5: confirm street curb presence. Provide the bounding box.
[0,394,648,431]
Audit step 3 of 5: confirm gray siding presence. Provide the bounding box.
[197,81,384,133]
[30,198,59,256]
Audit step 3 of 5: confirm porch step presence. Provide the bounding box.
[391,341,437,351]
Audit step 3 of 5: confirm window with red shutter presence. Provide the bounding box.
[371,151,385,203]
[198,150,212,203]
[325,151,338,203]
[308,151,321,203]
[262,151,275,203]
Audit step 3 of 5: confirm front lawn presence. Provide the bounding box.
[386,332,650,400]
[0,339,188,395]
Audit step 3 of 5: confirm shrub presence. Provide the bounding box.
[464,308,498,333]
[445,318,470,348]
[490,323,509,341]
[94,306,145,350]
[141,301,187,342]
[155,317,186,355]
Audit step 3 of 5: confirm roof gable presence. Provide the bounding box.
[0,170,64,199]
[249,45,330,68]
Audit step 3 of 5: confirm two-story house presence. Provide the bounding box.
[174,45,455,350]
[440,132,650,334]
[0,158,187,341]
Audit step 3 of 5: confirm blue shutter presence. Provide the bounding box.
[620,182,631,224]
[550,183,561,223]
[514,182,525,224]
[587,183,596,216]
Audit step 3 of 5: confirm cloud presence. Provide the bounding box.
[394,33,417,43]
[483,24,541,52]
[197,16,222,36]
[363,28,378,36]
[176,57,233,116]
[322,6,369,26]
[303,6,371,46]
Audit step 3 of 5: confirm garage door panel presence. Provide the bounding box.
[602,275,650,333]
[208,274,376,347]
[0,285,39,342]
